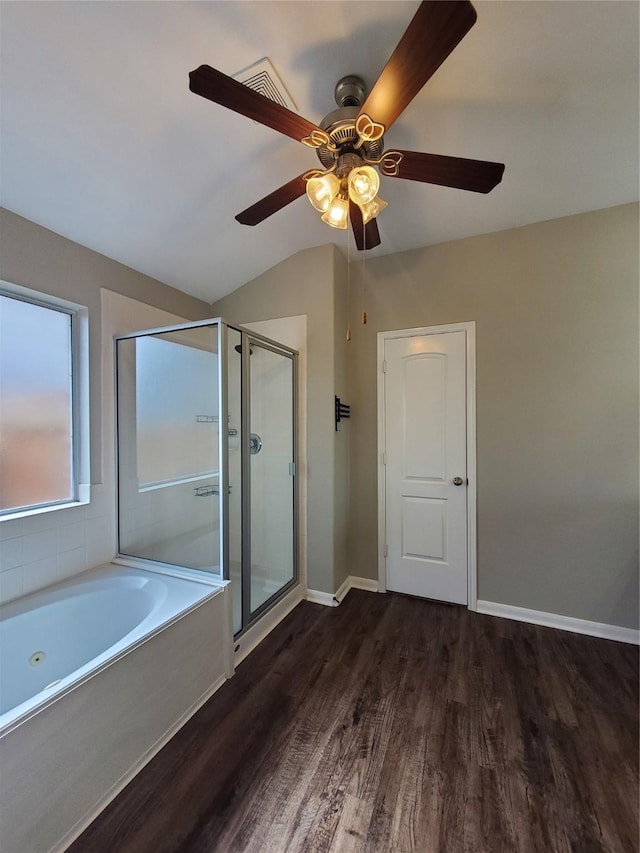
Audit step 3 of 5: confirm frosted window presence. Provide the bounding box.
[0,294,74,513]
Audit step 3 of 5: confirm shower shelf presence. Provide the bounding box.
[194,485,231,497]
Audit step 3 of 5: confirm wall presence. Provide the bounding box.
[348,203,639,630]
[332,250,350,591]
[3,203,637,631]
[0,209,211,602]
[211,244,344,594]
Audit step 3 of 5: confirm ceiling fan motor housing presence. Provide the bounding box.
[316,76,385,169]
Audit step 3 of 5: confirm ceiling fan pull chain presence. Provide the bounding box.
[362,227,367,325]
[346,221,352,342]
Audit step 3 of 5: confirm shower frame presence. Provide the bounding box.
[114,317,299,636]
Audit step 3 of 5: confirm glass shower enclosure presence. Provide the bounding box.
[115,319,297,635]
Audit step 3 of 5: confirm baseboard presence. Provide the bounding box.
[54,674,228,852]
[308,576,379,608]
[306,588,338,607]
[476,600,640,645]
[349,576,380,594]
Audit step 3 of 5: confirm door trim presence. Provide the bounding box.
[377,322,477,610]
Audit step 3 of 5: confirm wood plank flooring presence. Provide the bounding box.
[70,591,639,853]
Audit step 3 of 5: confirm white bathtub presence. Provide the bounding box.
[0,564,223,731]
[0,562,232,852]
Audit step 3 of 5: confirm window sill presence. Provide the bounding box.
[0,484,91,523]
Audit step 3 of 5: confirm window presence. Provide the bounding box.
[0,284,89,517]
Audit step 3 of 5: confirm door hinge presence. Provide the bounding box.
[381,452,387,466]
[289,462,296,476]
[384,544,388,557]
[382,359,387,373]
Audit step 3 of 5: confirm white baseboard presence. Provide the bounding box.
[308,576,379,608]
[476,600,640,645]
[306,588,338,607]
[54,674,227,852]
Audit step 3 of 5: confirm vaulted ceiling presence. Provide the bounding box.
[1,1,638,302]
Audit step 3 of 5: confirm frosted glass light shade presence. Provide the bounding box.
[321,195,349,229]
[306,173,340,212]
[359,195,388,224]
[348,166,380,205]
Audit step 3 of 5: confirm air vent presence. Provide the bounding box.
[233,58,297,112]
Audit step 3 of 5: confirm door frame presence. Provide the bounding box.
[377,322,477,610]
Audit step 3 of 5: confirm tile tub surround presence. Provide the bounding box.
[0,485,114,604]
[0,293,199,608]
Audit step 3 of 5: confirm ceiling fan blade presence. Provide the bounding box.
[386,149,505,193]
[360,1,477,133]
[236,174,308,226]
[349,200,382,250]
[189,65,325,145]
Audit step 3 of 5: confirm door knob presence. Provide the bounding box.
[452,477,465,486]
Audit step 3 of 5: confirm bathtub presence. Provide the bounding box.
[0,562,233,853]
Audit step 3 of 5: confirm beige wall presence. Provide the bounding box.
[349,203,639,629]
[3,204,637,629]
[0,209,211,482]
[212,244,343,594]
[332,249,350,592]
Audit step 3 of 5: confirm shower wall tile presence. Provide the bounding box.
[0,486,112,604]
[22,557,58,596]
[0,566,23,603]
[22,511,58,535]
[59,546,87,579]
[86,515,114,543]
[0,536,22,571]
[87,530,115,569]
[0,518,23,541]
[23,529,58,565]
[58,521,87,554]
[58,504,87,524]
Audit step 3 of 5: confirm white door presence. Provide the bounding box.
[383,330,468,604]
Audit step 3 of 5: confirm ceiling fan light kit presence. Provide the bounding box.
[349,166,380,205]
[321,194,350,230]
[306,172,341,213]
[305,152,387,229]
[189,0,505,250]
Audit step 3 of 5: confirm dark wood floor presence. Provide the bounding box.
[70,591,639,853]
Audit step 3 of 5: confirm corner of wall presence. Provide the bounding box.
[210,243,340,596]
[332,247,350,593]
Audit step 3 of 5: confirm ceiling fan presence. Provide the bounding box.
[189,0,505,251]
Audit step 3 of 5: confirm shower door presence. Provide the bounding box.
[116,323,223,575]
[244,337,296,625]
[115,319,297,636]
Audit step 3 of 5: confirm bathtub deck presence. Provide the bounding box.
[69,589,639,853]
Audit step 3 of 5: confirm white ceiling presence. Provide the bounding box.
[1,1,638,304]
